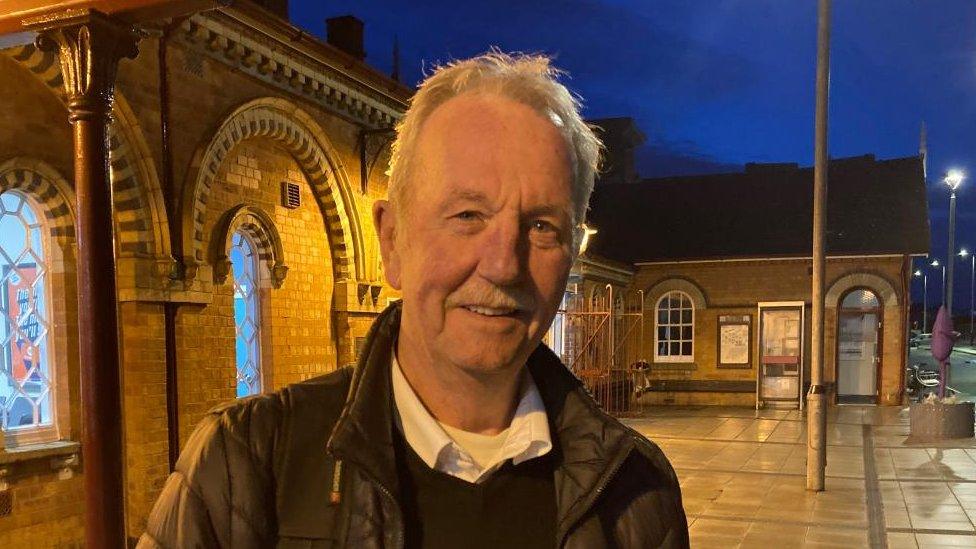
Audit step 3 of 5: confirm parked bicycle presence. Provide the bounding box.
[906,363,940,401]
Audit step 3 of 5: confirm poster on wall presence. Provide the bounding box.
[718,314,751,368]
[2,264,40,382]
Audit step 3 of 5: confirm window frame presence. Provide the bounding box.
[653,290,695,363]
[0,189,60,447]
[231,230,264,398]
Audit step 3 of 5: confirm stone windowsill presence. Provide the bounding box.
[651,362,698,371]
[0,440,80,466]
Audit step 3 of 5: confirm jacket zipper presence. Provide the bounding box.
[556,439,635,548]
[334,453,405,549]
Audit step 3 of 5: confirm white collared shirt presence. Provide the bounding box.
[391,353,552,484]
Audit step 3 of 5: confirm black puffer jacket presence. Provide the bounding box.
[138,302,688,548]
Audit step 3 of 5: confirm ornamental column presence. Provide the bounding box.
[27,9,138,548]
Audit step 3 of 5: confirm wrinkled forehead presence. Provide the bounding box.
[410,93,574,202]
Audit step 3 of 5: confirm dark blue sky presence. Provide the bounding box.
[292,1,976,309]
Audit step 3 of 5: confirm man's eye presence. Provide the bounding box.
[455,211,480,221]
[531,220,558,233]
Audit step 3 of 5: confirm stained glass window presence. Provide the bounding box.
[0,191,53,434]
[654,291,694,363]
[231,231,262,397]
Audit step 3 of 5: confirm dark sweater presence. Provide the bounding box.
[393,427,557,549]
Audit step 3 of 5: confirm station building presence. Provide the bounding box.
[577,136,930,409]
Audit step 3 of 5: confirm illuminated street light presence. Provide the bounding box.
[945,170,964,313]
[946,169,965,191]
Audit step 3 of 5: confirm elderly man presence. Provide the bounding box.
[140,52,687,548]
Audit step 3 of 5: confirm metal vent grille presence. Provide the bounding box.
[281,182,301,209]
[0,491,11,517]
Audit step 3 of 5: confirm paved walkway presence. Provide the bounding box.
[623,406,976,548]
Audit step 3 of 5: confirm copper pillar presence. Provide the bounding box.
[30,9,138,548]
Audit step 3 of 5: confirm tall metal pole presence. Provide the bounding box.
[941,264,946,303]
[970,255,974,344]
[948,191,957,312]
[923,274,928,333]
[29,10,138,548]
[807,0,831,492]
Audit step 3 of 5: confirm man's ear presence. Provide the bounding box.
[373,199,402,290]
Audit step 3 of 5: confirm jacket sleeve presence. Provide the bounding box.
[648,446,689,549]
[137,396,281,549]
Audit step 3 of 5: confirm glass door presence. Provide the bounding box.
[757,303,805,409]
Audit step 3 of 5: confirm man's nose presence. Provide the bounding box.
[476,220,525,285]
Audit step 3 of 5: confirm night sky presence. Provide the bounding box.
[291,1,976,310]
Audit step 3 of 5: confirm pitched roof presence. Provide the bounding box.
[585,155,930,263]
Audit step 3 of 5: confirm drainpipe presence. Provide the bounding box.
[159,17,188,471]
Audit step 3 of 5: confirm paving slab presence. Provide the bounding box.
[624,405,976,548]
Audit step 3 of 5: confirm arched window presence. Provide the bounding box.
[841,289,880,309]
[231,231,262,397]
[0,191,55,440]
[655,291,694,363]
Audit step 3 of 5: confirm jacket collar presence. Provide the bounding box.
[326,301,403,498]
[326,301,636,530]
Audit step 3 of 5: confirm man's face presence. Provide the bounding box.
[379,92,575,377]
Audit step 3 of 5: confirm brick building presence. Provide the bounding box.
[0,2,408,545]
[578,152,930,409]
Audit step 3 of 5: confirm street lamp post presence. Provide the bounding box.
[932,259,945,305]
[963,248,976,344]
[945,170,964,313]
[915,269,928,333]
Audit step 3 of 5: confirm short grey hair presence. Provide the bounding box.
[387,51,603,248]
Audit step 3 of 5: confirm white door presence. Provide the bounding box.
[837,312,879,399]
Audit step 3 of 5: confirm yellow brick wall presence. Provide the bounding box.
[0,472,84,547]
[215,141,339,388]
[120,302,169,540]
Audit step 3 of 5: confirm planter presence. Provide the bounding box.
[909,401,976,440]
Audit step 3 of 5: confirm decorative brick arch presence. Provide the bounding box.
[210,204,288,289]
[110,95,172,261]
[644,277,708,310]
[0,157,75,247]
[825,272,899,309]
[181,97,362,282]
[2,44,172,264]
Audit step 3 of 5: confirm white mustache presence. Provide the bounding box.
[446,285,535,311]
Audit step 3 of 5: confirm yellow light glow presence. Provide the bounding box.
[578,223,598,255]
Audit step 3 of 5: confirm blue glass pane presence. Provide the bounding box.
[230,246,245,280]
[7,395,33,428]
[0,212,26,263]
[0,192,20,212]
[29,226,43,257]
[37,393,50,424]
[235,337,247,367]
[234,295,246,325]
